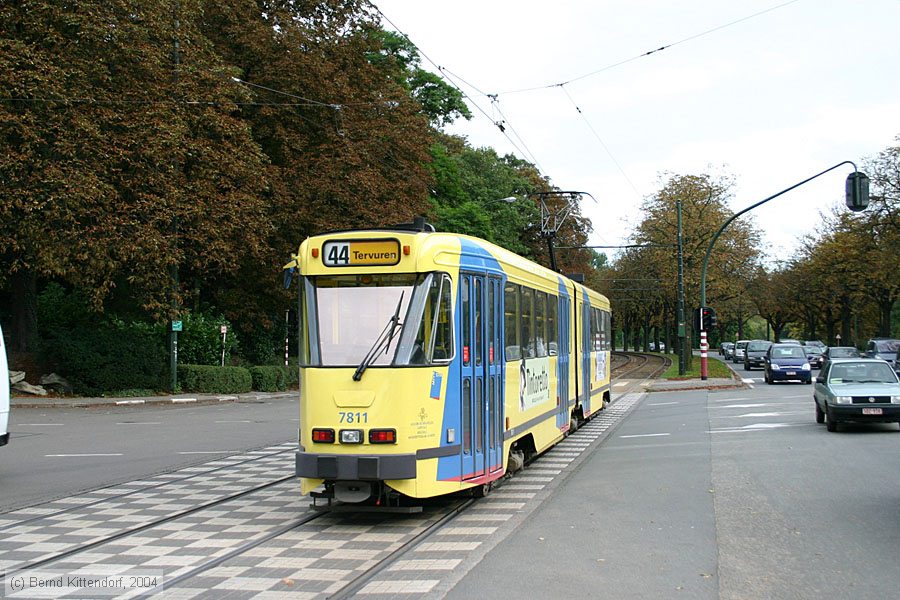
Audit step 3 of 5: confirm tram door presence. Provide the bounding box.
[580,296,591,408]
[460,273,503,480]
[557,295,570,429]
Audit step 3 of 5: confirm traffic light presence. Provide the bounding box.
[695,306,718,330]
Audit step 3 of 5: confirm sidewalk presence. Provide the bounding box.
[644,353,749,392]
[9,390,297,409]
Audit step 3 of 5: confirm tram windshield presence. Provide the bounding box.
[305,272,454,368]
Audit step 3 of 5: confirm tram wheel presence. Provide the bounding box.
[472,482,492,498]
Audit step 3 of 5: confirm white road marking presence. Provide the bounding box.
[116,400,145,405]
[215,420,252,424]
[732,411,807,418]
[172,398,197,403]
[613,382,629,388]
[709,422,803,433]
[177,451,234,454]
[648,402,678,406]
[619,433,671,439]
[46,453,124,457]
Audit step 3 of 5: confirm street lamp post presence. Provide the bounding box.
[698,161,869,380]
[676,198,687,375]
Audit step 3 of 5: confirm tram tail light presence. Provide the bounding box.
[311,428,335,443]
[369,429,397,444]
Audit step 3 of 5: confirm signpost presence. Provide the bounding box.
[220,325,228,367]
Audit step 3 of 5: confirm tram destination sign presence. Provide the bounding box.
[322,239,401,267]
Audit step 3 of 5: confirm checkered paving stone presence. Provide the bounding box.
[162,509,454,599]
[160,395,638,600]
[0,444,297,572]
[1,396,642,599]
[16,485,311,599]
[347,395,643,600]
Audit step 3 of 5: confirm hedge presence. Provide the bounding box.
[177,364,252,394]
[248,366,288,392]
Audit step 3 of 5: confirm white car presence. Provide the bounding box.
[733,340,750,363]
[1,323,9,449]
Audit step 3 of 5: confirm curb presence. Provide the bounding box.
[10,392,296,409]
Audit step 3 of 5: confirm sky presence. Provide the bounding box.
[374,0,900,260]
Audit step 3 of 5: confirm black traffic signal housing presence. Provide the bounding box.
[701,306,717,330]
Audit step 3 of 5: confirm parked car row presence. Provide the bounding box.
[719,338,900,372]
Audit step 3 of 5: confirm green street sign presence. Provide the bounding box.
[172,320,183,332]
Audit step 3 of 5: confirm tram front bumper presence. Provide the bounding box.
[295,451,417,480]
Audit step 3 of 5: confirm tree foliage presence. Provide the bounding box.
[0,0,597,389]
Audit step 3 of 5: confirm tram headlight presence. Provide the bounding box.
[340,429,363,444]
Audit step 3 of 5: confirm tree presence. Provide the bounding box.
[0,0,270,350]
[365,28,472,129]
[612,172,762,353]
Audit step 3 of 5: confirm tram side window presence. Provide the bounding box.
[521,287,535,359]
[592,308,602,351]
[462,278,471,365]
[505,283,520,361]
[547,295,558,356]
[534,292,547,357]
[601,309,610,351]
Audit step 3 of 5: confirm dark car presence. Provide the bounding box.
[764,343,812,384]
[803,344,825,369]
[744,340,772,371]
[864,338,900,367]
[813,358,900,431]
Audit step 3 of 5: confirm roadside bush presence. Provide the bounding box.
[178,311,239,366]
[37,284,167,395]
[177,364,252,394]
[248,366,287,392]
[240,320,286,366]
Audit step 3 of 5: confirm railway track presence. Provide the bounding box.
[0,358,664,599]
[0,443,298,533]
[0,402,644,599]
[611,351,671,380]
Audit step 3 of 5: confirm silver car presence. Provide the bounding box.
[813,358,900,432]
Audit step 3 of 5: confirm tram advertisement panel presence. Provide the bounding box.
[596,351,608,381]
[519,356,550,411]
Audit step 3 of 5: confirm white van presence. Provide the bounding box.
[1,323,9,448]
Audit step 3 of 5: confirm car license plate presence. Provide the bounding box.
[786,371,796,376]
[862,408,883,415]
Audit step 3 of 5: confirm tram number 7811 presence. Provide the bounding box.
[339,411,368,424]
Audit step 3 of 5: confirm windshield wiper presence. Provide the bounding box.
[352,292,404,382]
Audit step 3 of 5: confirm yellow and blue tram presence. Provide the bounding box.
[283,218,611,505]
